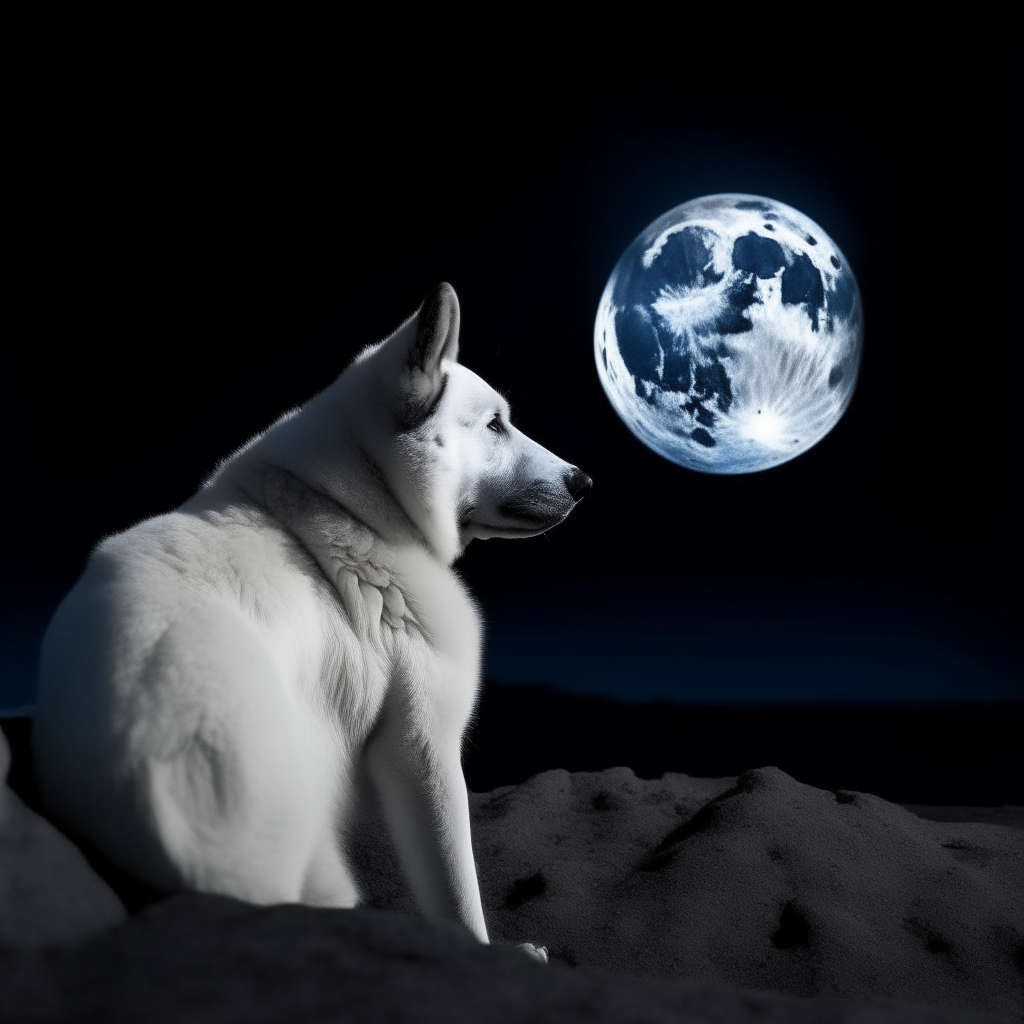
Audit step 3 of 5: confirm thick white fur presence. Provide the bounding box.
[32,284,587,947]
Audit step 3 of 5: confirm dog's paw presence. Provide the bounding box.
[518,942,548,964]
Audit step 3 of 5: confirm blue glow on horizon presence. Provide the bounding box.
[482,576,1021,706]
[1,570,1020,713]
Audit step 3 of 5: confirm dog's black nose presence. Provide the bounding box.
[564,467,593,501]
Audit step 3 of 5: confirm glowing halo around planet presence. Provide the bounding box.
[595,194,863,474]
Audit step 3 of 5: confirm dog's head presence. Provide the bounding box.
[355,283,591,563]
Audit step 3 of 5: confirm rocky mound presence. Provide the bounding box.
[1,726,1020,1022]
[468,767,1022,1012]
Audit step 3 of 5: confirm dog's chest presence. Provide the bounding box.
[196,496,483,739]
[292,540,483,740]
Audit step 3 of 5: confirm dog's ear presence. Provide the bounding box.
[410,282,460,374]
[393,282,460,427]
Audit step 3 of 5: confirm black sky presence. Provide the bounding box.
[4,22,1016,633]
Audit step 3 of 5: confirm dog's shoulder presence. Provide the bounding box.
[91,500,290,585]
[61,498,326,663]
[388,545,480,656]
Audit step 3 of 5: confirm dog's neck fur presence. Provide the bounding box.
[242,467,428,637]
[190,382,454,589]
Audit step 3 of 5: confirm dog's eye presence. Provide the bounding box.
[487,415,505,434]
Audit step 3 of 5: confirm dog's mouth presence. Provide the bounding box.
[462,476,590,540]
[474,520,561,538]
[496,484,575,524]
[457,502,478,532]
[473,500,577,539]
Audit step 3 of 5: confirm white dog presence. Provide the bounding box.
[33,283,590,952]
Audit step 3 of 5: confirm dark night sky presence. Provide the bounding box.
[2,23,1018,709]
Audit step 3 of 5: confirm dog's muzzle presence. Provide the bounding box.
[497,469,591,529]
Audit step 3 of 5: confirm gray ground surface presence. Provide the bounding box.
[2,730,1021,1022]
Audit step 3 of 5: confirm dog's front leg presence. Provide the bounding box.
[364,691,489,943]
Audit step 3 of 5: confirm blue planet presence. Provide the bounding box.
[595,194,863,473]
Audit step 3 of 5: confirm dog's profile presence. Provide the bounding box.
[32,283,590,951]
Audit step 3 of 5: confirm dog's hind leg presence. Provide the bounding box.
[121,604,329,905]
[299,826,362,907]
